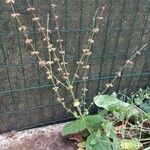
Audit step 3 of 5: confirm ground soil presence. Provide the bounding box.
[0,123,75,150]
[0,121,149,150]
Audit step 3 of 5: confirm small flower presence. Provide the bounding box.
[47,75,52,80]
[39,60,46,67]
[82,88,88,92]
[82,77,88,80]
[18,26,27,32]
[57,39,63,43]
[126,60,133,65]
[54,57,60,62]
[11,13,20,18]
[47,44,53,49]
[27,7,35,11]
[52,86,59,92]
[83,65,90,69]
[102,6,105,10]
[43,38,47,41]
[93,28,99,33]
[51,48,56,52]
[25,38,33,44]
[116,71,121,77]
[87,51,92,56]
[136,51,141,55]
[55,16,59,19]
[73,99,80,107]
[106,83,113,88]
[97,16,104,20]
[57,68,62,72]
[45,61,54,65]
[46,71,51,75]
[5,0,15,4]
[59,51,65,55]
[47,29,51,33]
[61,62,68,65]
[32,17,40,21]
[75,74,79,78]
[67,109,71,113]
[88,39,94,44]
[91,102,94,105]
[51,4,56,8]
[63,72,70,78]
[55,27,59,30]
[37,27,46,32]
[77,61,84,65]
[82,49,92,56]
[83,49,90,53]
[63,73,69,80]
[31,51,39,56]
[57,97,64,102]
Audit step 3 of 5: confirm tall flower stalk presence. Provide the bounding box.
[5,0,148,118]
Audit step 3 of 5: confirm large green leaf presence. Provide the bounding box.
[94,93,139,118]
[62,114,104,136]
[62,118,86,136]
[86,131,112,150]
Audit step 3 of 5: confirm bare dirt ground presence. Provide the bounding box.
[0,124,75,150]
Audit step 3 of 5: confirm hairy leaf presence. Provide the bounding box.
[85,114,105,130]
[62,119,86,136]
[62,114,104,136]
[86,132,111,150]
[94,93,139,118]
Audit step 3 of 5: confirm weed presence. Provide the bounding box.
[5,0,150,149]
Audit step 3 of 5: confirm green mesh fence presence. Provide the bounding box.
[0,0,150,133]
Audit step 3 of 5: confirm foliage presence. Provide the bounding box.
[120,139,142,150]
[128,88,150,113]
[5,0,150,149]
[62,115,104,136]
[62,114,120,150]
[94,92,139,120]
[62,92,149,150]
[86,131,112,150]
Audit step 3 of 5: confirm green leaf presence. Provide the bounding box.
[145,113,150,121]
[111,134,120,150]
[62,118,86,136]
[85,115,104,127]
[95,129,101,139]
[86,132,112,150]
[84,115,105,132]
[77,141,86,148]
[62,114,104,136]
[90,139,97,145]
[94,93,139,118]
[120,139,143,150]
[102,122,120,150]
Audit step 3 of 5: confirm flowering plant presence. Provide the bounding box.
[5,0,150,149]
